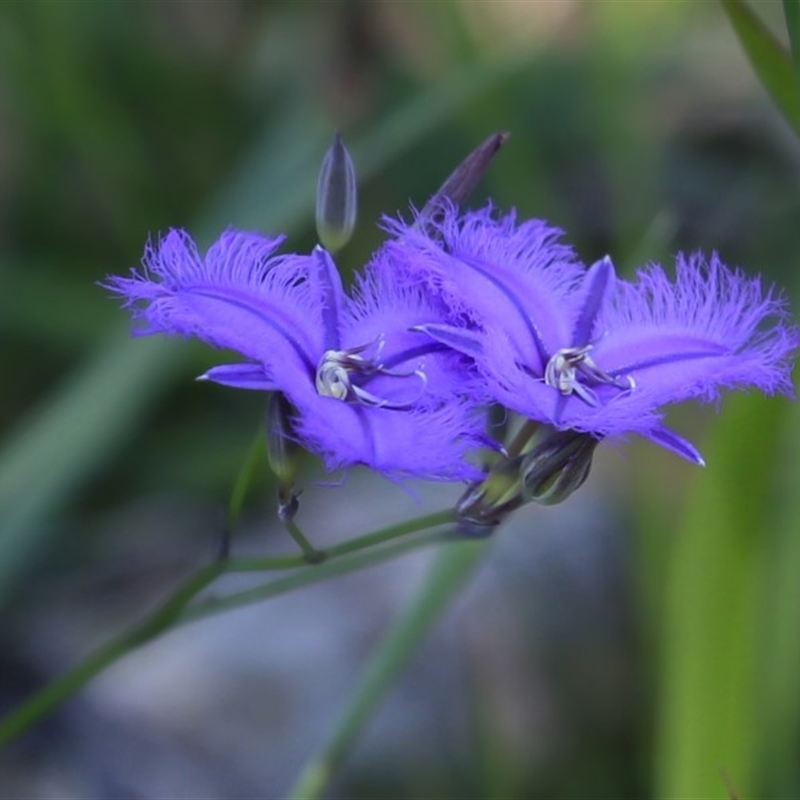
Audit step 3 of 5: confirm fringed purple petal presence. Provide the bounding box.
[292,388,485,482]
[594,252,800,406]
[475,335,665,438]
[487,250,799,441]
[382,202,584,375]
[104,229,325,381]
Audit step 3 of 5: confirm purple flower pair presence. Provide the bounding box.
[106,203,798,486]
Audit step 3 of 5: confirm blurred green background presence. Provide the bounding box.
[0,1,799,798]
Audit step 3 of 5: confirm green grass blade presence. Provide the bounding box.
[755,399,800,795]
[654,393,788,799]
[721,0,800,135]
[783,0,800,85]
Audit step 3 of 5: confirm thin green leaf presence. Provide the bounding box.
[721,0,800,135]
[654,393,787,799]
[783,0,800,85]
[755,400,800,795]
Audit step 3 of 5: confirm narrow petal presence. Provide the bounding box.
[571,256,616,346]
[198,363,278,391]
[411,323,485,359]
[312,245,345,350]
[641,425,705,465]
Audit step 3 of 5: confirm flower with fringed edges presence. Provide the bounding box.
[382,202,799,464]
[104,228,486,482]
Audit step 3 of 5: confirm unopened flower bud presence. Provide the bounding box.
[416,131,509,233]
[456,455,525,529]
[316,131,357,253]
[266,393,302,519]
[456,426,599,532]
[521,429,598,505]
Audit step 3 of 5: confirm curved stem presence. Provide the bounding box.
[0,561,225,750]
[0,508,456,750]
[183,529,454,625]
[226,508,455,572]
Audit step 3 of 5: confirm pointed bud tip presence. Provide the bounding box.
[316,131,358,253]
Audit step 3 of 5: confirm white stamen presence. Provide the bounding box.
[315,343,427,409]
[545,344,633,403]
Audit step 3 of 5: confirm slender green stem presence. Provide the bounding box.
[324,507,455,558]
[228,426,266,531]
[228,508,455,572]
[0,561,225,750]
[0,508,457,750]
[285,518,326,563]
[287,537,491,800]
[183,529,455,625]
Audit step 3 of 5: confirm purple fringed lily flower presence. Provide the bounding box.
[384,202,799,464]
[104,229,485,481]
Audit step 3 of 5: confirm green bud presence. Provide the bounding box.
[456,455,526,529]
[315,131,357,253]
[521,429,598,506]
[266,393,302,520]
[455,427,599,532]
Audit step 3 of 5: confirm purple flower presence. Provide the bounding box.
[384,203,799,463]
[104,229,485,481]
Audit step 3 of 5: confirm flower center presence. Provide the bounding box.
[315,337,427,409]
[544,344,634,406]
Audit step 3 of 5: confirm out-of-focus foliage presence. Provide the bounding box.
[0,2,799,798]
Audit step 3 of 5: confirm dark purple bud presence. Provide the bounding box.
[416,131,509,232]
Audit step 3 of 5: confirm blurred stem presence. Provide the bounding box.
[185,529,455,624]
[287,538,491,800]
[0,561,225,750]
[228,425,266,532]
[0,509,455,750]
[721,0,800,136]
[228,508,456,573]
